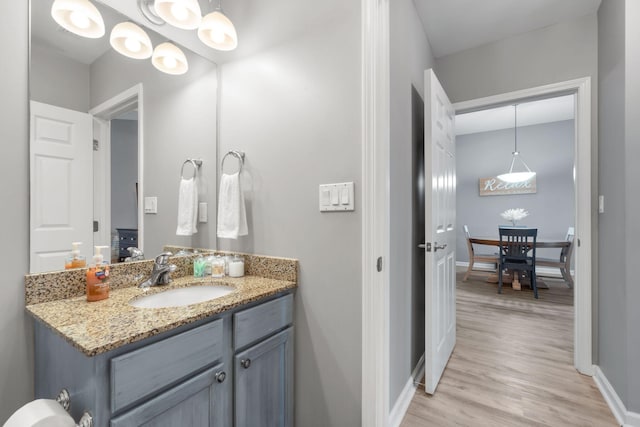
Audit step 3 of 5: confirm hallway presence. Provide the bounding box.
[400,272,617,426]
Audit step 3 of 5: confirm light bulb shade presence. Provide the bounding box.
[51,0,105,38]
[497,171,536,183]
[110,22,153,59]
[152,42,188,75]
[154,0,202,30]
[198,11,238,51]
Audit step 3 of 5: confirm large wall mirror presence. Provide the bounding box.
[29,0,219,273]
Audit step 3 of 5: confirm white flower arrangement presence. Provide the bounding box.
[500,208,529,226]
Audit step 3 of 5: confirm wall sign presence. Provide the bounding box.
[479,175,537,196]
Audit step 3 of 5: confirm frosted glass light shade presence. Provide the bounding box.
[51,0,105,38]
[110,22,153,59]
[198,11,237,51]
[497,171,536,183]
[154,0,202,30]
[152,42,188,75]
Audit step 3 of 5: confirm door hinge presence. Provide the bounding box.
[577,238,581,247]
[93,221,99,232]
[93,139,99,151]
[376,256,383,272]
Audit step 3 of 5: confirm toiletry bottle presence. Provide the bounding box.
[65,242,86,269]
[87,246,110,302]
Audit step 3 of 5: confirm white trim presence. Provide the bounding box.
[89,84,144,254]
[361,0,390,425]
[453,77,593,375]
[389,355,425,427]
[593,365,640,426]
[456,261,573,278]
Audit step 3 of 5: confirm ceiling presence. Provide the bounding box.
[455,94,574,136]
[414,0,601,58]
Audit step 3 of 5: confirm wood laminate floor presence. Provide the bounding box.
[400,271,617,427]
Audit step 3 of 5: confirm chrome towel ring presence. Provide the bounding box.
[221,150,245,174]
[180,159,202,179]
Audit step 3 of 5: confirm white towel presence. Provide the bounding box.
[217,172,248,239]
[176,177,198,236]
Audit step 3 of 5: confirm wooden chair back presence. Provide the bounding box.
[499,227,538,263]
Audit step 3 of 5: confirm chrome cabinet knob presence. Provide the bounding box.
[241,358,251,369]
[215,371,226,383]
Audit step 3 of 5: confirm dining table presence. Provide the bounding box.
[468,237,571,290]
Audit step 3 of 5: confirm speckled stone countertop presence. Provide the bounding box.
[26,274,296,357]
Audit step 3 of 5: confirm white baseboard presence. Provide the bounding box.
[593,365,640,426]
[455,261,572,278]
[389,354,425,427]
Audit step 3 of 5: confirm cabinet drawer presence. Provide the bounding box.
[234,294,293,350]
[111,319,223,413]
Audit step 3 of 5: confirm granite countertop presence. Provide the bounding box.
[26,275,296,357]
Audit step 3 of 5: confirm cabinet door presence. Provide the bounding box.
[110,364,229,427]
[234,327,294,427]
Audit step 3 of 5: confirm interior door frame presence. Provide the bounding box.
[453,77,593,376]
[89,84,144,253]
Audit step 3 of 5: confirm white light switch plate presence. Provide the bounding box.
[144,196,158,214]
[319,182,355,212]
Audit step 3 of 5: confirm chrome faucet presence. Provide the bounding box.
[139,252,177,288]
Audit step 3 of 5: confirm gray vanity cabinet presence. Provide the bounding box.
[234,327,294,427]
[233,293,294,427]
[110,364,227,427]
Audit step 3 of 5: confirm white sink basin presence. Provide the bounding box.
[130,285,234,309]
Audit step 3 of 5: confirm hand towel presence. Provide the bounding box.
[217,172,248,239]
[176,176,198,236]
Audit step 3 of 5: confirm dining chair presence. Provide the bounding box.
[498,227,539,298]
[463,225,499,281]
[537,227,575,288]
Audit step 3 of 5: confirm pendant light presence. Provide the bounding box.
[152,42,189,75]
[198,0,238,51]
[110,22,153,59]
[497,104,536,183]
[154,0,202,30]
[51,0,105,39]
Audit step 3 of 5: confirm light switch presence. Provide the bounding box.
[319,182,355,212]
[330,188,339,205]
[599,195,604,213]
[144,196,158,214]
[321,189,331,206]
[199,202,208,223]
[340,187,349,204]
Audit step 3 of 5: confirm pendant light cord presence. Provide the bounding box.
[514,104,518,154]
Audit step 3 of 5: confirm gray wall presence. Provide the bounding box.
[0,1,32,422]
[599,0,640,414]
[597,0,628,408]
[389,0,435,409]
[111,119,139,230]
[30,43,90,112]
[625,0,640,412]
[217,0,361,425]
[90,49,218,256]
[456,120,575,262]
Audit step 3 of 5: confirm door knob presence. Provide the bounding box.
[434,243,447,252]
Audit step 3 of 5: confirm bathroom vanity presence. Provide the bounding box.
[25,253,297,427]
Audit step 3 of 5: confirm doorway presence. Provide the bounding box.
[90,84,144,260]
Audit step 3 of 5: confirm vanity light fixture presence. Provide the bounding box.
[154,0,202,30]
[198,0,238,51]
[110,22,153,59]
[152,42,189,75]
[497,104,536,183]
[51,0,105,39]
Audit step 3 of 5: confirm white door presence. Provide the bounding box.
[30,101,93,272]
[423,69,456,394]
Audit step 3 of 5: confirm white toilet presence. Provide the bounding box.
[3,390,92,427]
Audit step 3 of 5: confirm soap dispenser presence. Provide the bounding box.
[87,246,110,302]
[65,242,86,269]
